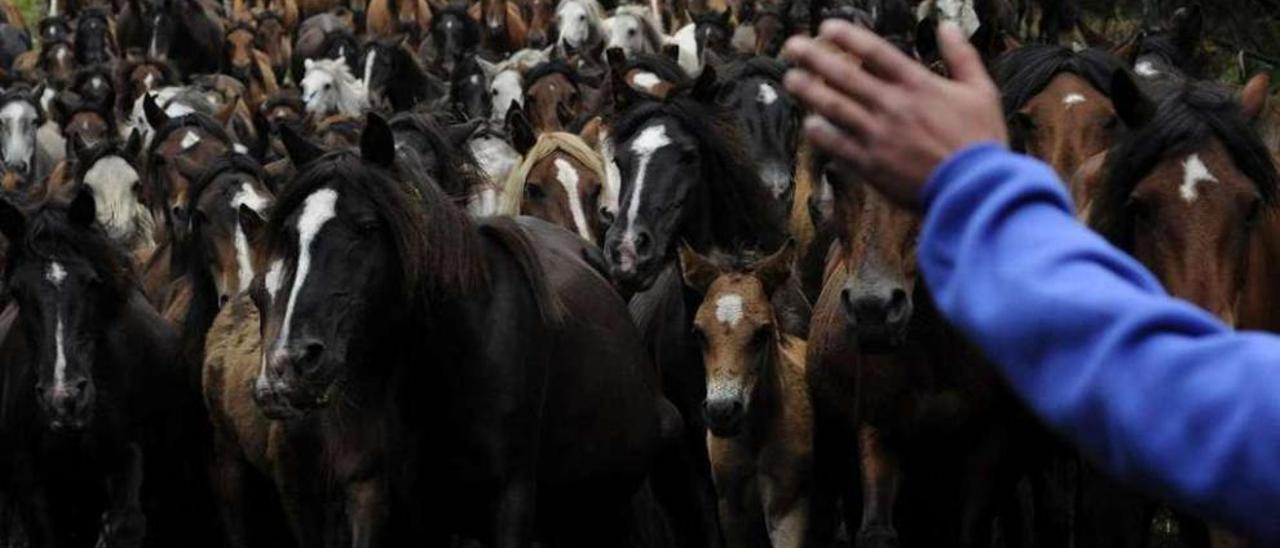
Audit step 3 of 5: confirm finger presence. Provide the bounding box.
[938,21,990,86]
[784,69,875,138]
[803,115,869,168]
[818,19,930,86]
[783,35,893,110]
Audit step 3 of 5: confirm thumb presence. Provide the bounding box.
[938,21,987,85]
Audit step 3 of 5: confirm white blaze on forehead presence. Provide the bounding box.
[180,129,201,150]
[47,261,69,394]
[757,82,778,105]
[1062,93,1086,108]
[56,47,70,62]
[631,71,660,92]
[230,183,270,295]
[143,72,156,90]
[363,50,377,92]
[554,157,593,242]
[0,101,34,124]
[1180,154,1218,203]
[275,189,338,354]
[622,124,671,246]
[264,259,285,300]
[1135,61,1160,78]
[714,293,744,326]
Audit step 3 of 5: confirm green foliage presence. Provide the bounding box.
[13,0,41,30]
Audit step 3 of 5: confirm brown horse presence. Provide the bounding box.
[54,91,114,153]
[470,0,527,54]
[527,0,556,48]
[995,45,1128,182]
[680,242,813,548]
[501,129,607,244]
[37,39,77,90]
[806,163,1032,548]
[115,54,179,120]
[223,20,281,110]
[253,8,293,83]
[366,0,432,44]
[523,60,587,133]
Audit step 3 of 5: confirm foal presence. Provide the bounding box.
[680,242,812,548]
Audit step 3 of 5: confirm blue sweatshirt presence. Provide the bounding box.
[920,144,1280,541]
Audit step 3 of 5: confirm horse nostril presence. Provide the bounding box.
[72,378,89,394]
[171,206,185,220]
[300,341,325,370]
[634,231,652,257]
[219,294,231,308]
[598,207,615,227]
[886,288,910,324]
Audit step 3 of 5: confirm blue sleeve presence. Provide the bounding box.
[919,144,1280,541]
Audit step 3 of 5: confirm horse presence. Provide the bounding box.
[527,0,557,47]
[804,159,1035,548]
[470,0,528,55]
[0,189,178,548]
[36,38,75,90]
[115,54,179,120]
[522,60,587,133]
[1126,5,1205,81]
[71,64,117,118]
[366,0,432,44]
[223,20,281,111]
[466,122,521,208]
[692,9,732,60]
[996,45,1128,182]
[604,5,664,59]
[252,8,292,83]
[483,57,526,124]
[37,14,72,44]
[290,9,355,78]
[387,111,498,215]
[749,5,786,57]
[679,242,813,548]
[119,0,225,78]
[714,57,800,224]
[73,7,116,66]
[450,55,493,121]
[67,133,156,266]
[300,57,369,120]
[360,35,445,112]
[501,129,608,243]
[555,0,605,57]
[0,22,28,71]
[253,113,673,545]
[428,3,481,76]
[54,90,115,153]
[0,85,50,186]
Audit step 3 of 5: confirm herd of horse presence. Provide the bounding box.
[0,0,1272,545]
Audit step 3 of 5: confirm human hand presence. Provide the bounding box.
[782,20,1007,208]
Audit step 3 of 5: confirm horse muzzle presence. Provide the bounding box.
[37,378,94,432]
[842,284,912,353]
[703,397,745,438]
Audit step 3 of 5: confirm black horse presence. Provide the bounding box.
[118,0,224,78]
[359,35,446,112]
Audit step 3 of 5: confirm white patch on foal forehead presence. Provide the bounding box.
[47,261,69,394]
[277,189,338,351]
[1135,61,1160,78]
[1180,154,1218,203]
[757,82,778,105]
[714,293,744,326]
[623,124,671,243]
[631,71,660,92]
[1062,93,1086,108]
[554,157,593,242]
[56,47,70,62]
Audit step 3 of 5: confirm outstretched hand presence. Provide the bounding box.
[782,20,1008,208]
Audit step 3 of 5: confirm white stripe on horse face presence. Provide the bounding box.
[1135,61,1160,78]
[757,82,778,105]
[554,157,593,242]
[180,129,201,150]
[622,124,671,246]
[46,262,68,393]
[363,49,377,91]
[1062,93,1086,108]
[1180,154,1218,203]
[231,183,270,295]
[631,71,660,92]
[275,189,339,356]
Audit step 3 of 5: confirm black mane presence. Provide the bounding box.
[622,52,691,86]
[611,95,785,251]
[995,45,1127,114]
[388,111,487,202]
[1091,80,1280,249]
[719,56,786,84]
[525,59,581,87]
[4,200,135,306]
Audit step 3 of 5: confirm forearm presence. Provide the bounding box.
[919,145,1280,539]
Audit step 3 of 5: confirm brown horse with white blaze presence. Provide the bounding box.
[680,242,813,548]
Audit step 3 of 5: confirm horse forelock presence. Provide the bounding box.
[501,132,605,215]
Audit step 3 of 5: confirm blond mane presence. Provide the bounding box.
[500,131,606,215]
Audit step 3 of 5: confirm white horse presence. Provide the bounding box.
[555,0,606,55]
[604,5,664,59]
[301,58,370,118]
[79,143,156,261]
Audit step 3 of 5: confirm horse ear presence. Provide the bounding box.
[143,92,168,129]
[280,123,327,167]
[1111,69,1153,130]
[506,101,537,156]
[677,241,718,294]
[237,204,266,243]
[68,185,97,227]
[1242,72,1269,121]
[360,113,396,169]
[661,43,680,61]
[579,116,603,148]
[69,132,89,161]
[0,194,25,244]
[750,239,795,296]
[1170,5,1202,53]
[690,64,718,102]
[124,128,144,159]
[304,58,315,72]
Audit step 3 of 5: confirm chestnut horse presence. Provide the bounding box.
[501,129,608,244]
[366,0,432,44]
[470,0,527,54]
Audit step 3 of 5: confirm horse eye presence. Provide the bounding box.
[628,29,636,36]
[578,14,586,21]
[525,183,546,200]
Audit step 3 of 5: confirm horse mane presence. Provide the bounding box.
[995,45,1127,114]
[6,199,136,306]
[524,59,581,87]
[388,110,487,202]
[226,18,257,36]
[1090,79,1280,249]
[500,131,605,214]
[719,56,787,84]
[187,152,270,203]
[269,150,487,306]
[622,52,690,85]
[379,39,440,110]
[147,111,235,158]
[611,94,784,250]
